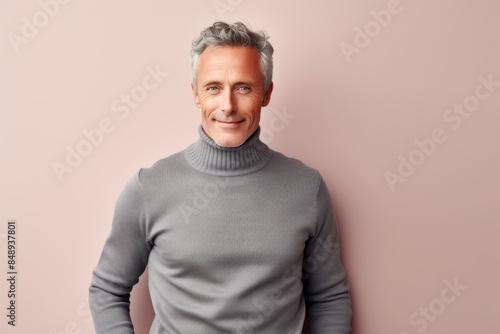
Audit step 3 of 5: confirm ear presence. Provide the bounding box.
[261,81,274,107]
[191,83,201,108]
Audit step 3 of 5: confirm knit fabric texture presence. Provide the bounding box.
[89,126,352,333]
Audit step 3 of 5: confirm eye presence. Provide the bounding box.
[238,86,250,92]
[207,86,219,91]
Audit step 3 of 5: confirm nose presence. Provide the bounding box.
[220,88,236,115]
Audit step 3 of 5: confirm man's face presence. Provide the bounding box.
[191,45,273,147]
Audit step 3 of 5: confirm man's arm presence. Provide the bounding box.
[302,177,352,334]
[89,171,152,333]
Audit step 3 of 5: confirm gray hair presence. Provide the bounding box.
[190,21,274,91]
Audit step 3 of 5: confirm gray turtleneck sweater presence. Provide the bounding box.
[89,126,352,334]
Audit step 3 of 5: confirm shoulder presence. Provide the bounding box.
[266,150,323,184]
[132,149,190,189]
[265,151,323,196]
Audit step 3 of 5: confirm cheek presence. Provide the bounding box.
[238,96,262,114]
[199,96,218,113]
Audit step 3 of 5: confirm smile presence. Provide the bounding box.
[215,120,244,128]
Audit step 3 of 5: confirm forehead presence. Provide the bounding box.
[197,45,262,82]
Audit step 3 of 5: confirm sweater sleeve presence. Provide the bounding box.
[89,170,152,333]
[303,177,352,334]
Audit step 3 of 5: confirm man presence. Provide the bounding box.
[89,21,352,333]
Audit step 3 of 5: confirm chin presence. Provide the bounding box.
[211,131,248,147]
[214,136,246,148]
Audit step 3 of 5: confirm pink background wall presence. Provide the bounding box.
[1,1,499,333]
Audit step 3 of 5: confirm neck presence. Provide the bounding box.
[184,125,272,176]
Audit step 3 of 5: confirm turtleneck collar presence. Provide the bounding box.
[184,125,272,176]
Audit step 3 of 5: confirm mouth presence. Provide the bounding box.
[215,119,244,128]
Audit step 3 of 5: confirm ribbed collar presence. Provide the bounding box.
[184,125,272,176]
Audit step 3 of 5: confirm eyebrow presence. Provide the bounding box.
[201,80,256,88]
[201,81,221,88]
